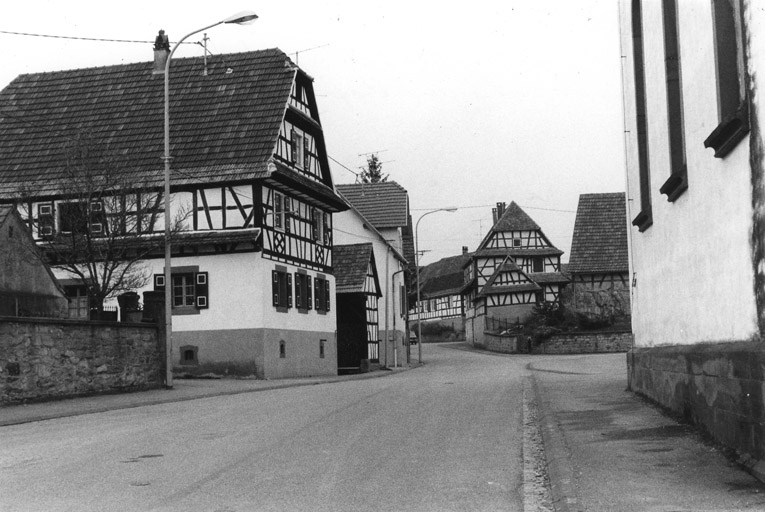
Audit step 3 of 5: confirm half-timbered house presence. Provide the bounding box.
[462,202,568,346]
[0,47,348,379]
[333,243,383,373]
[410,248,471,342]
[563,193,630,325]
[335,182,413,366]
[333,193,408,368]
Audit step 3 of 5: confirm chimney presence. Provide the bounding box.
[492,207,498,225]
[496,202,506,219]
[462,246,469,255]
[152,30,170,75]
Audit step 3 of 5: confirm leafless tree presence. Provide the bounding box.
[14,132,188,315]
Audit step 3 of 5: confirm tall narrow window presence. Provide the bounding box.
[659,0,688,202]
[294,272,313,311]
[631,0,653,231]
[272,268,293,311]
[704,0,749,158]
[274,192,283,231]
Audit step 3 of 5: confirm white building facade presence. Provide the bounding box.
[620,0,765,467]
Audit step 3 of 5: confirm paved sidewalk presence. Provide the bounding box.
[0,365,413,427]
[530,353,765,512]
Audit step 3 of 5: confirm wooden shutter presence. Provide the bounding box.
[195,272,209,309]
[272,271,280,306]
[287,273,293,308]
[311,208,318,241]
[306,276,313,310]
[314,278,321,310]
[154,274,166,290]
[303,135,310,169]
[325,280,330,312]
[323,213,330,245]
[294,273,303,308]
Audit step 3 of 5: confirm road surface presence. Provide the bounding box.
[1,344,531,512]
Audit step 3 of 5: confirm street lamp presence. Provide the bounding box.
[163,11,258,389]
[415,207,457,364]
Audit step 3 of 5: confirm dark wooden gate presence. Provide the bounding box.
[336,294,367,373]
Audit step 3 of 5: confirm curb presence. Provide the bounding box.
[1,364,419,427]
[530,372,582,512]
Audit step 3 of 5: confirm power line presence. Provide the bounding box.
[411,204,576,213]
[0,29,195,46]
[328,155,360,177]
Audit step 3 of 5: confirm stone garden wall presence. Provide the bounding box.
[0,317,161,404]
[532,331,633,354]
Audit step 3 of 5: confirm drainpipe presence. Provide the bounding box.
[392,267,405,368]
[384,246,390,367]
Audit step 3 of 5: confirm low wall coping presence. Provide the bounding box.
[0,316,157,330]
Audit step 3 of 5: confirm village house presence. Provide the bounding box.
[409,248,471,343]
[0,206,67,318]
[619,0,765,471]
[334,182,413,366]
[0,45,348,379]
[563,192,631,327]
[462,202,568,347]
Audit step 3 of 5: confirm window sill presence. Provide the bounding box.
[172,306,200,316]
[631,211,653,232]
[659,172,688,202]
[704,104,750,158]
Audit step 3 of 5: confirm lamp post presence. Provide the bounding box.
[415,207,457,364]
[163,11,258,389]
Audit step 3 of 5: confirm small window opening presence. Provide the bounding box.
[279,340,286,358]
[320,339,326,359]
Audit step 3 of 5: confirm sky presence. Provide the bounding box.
[1,1,627,266]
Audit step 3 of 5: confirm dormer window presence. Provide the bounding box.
[290,128,311,171]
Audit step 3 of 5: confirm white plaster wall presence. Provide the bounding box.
[333,208,409,364]
[619,0,759,347]
[132,252,336,335]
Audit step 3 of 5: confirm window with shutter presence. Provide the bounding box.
[274,192,283,230]
[195,272,209,308]
[272,268,292,311]
[314,277,330,313]
[38,203,54,239]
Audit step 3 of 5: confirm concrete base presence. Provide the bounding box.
[627,341,765,475]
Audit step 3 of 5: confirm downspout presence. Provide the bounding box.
[384,246,390,367]
[392,267,405,368]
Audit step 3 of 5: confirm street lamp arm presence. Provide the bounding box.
[414,207,457,364]
[161,13,257,389]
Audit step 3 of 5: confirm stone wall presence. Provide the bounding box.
[0,317,161,404]
[533,331,633,354]
[478,332,521,354]
[627,342,765,471]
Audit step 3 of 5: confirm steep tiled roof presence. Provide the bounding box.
[333,243,377,295]
[494,202,540,231]
[0,48,298,199]
[419,252,471,298]
[335,182,409,228]
[568,193,628,274]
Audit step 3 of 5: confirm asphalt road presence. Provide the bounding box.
[1,344,529,512]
